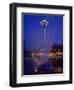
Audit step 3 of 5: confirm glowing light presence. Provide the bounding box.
[35,69,37,72]
[32,53,34,56]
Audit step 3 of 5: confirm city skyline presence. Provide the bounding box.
[23,14,63,75]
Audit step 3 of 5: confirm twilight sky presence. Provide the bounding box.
[23,14,63,51]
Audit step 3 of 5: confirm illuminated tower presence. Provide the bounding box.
[32,20,49,73]
[40,19,48,50]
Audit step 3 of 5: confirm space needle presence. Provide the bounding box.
[40,19,49,51]
[32,20,49,73]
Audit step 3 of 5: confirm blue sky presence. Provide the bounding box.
[23,14,63,51]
